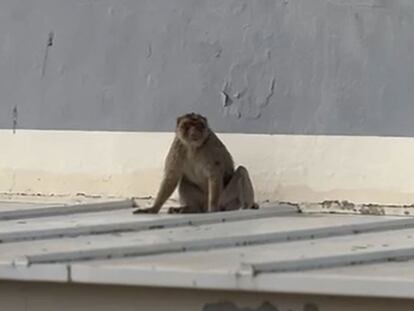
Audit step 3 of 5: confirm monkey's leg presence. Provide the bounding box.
[207,175,223,213]
[219,166,258,211]
[168,177,206,214]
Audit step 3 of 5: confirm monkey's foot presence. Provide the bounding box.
[241,203,260,210]
[168,206,201,214]
[167,207,186,214]
[132,208,156,214]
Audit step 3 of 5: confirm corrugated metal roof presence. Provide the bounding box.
[1,199,414,299]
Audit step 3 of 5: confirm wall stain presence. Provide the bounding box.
[8,171,16,193]
[12,105,18,134]
[231,1,248,15]
[304,200,399,216]
[41,31,54,78]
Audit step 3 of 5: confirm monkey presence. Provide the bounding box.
[132,113,258,214]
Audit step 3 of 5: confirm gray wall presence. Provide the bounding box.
[1,0,414,136]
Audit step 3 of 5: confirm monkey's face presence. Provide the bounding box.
[176,113,209,147]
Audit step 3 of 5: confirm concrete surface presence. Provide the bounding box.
[2,281,414,311]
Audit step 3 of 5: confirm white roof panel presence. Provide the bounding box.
[1,200,414,299]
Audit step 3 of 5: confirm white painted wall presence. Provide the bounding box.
[3,130,414,205]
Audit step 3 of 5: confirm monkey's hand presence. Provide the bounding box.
[132,207,158,214]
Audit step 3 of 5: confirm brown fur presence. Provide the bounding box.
[133,113,258,214]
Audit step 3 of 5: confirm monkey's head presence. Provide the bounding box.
[176,113,209,147]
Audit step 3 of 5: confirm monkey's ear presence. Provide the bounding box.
[176,116,184,126]
[200,115,208,124]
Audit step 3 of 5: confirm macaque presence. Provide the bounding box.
[133,113,258,214]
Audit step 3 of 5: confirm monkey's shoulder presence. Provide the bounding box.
[207,133,233,161]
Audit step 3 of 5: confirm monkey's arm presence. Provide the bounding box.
[133,169,181,214]
[133,140,183,214]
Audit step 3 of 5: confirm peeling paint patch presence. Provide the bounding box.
[191,40,222,64]
[222,56,276,120]
[203,301,279,311]
[259,77,276,108]
[221,88,233,107]
[146,43,152,58]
